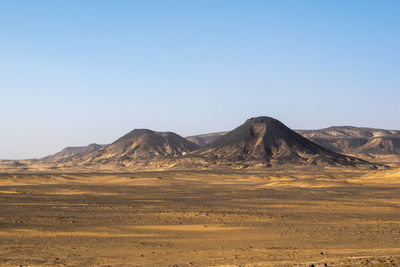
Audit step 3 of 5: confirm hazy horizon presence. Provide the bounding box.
[1,0,399,159]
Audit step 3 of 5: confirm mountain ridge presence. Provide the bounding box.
[297,126,400,164]
[24,117,391,171]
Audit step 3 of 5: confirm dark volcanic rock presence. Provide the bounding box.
[193,116,378,168]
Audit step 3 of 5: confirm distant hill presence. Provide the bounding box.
[297,126,400,139]
[190,117,376,168]
[42,144,104,162]
[186,132,228,146]
[297,126,400,164]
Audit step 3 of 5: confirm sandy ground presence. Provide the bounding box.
[1,168,400,266]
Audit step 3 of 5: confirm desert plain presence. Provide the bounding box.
[1,167,400,266]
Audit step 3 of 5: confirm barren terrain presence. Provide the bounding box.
[1,168,400,266]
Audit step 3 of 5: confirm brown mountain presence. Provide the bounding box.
[297,126,400,164]
[54,129,200,168]
[99,129,199,158]
[190,117,377,168]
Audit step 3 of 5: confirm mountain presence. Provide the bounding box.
[297,126,400,164]
[186,132,228,146]
[189,126,400,165]
[97,129,200,159]
[42,143,104,162]
[32,118,385,171]
[297,126,400,140]
[52,129,200,168]
[190,117,377,168]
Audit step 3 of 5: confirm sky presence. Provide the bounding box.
[1,0,399,159]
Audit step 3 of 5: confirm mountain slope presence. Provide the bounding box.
[42,144,104,162]
[191,117,377,168]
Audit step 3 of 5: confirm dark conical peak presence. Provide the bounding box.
[244,116,288,132]
[245,116,277,124]
[204,116,288,149]
[199,115,377,168]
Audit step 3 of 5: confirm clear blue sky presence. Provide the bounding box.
[1,0,399,159]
